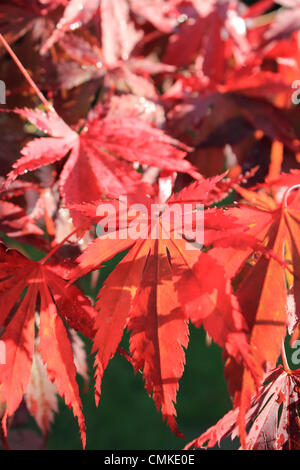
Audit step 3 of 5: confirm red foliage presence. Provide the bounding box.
[0,0,300,450]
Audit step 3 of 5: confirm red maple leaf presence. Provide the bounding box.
[25,329,89,438]
[0,242,97,447]
[207,178,300,444]
[42,0,176,56]
[185,364,300,450]
[0,0,66,48]
[6,106,197,211]
[68,175,258,436]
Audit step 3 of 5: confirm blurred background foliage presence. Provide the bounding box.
[1,0,284,452]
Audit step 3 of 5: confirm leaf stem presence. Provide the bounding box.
[0,424,10,450]
[40,222,88,265]
[0,34,54,112]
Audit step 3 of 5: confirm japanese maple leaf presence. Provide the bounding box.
[25,348,58,438]
[0,0,66,48]
[0,179,50,249]
[69,175,257,436]
[208,176,300,444]
[6,106,196,210]
[57,32,173,100]
[100,0,143,68]
[25,330,89,437]
[0,242,97,447]
[163,0,250,76]
[164,71,294,149]
[161,1,298,178]
[43,0,176,56]
[41,0,100,53]
[185,364,300,450]
[0,200,43,240]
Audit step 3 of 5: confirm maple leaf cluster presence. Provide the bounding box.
[0,0,300,451]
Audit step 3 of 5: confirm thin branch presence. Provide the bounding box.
[0,34,54,113]
[40,222,89,265]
